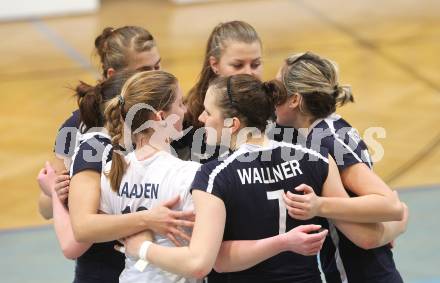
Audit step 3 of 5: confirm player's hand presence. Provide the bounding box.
[36,161,57,197]
[54,171,70,203]
[280,224,328,256]
[397,202,409,235]
[146,195,195,246]
[114,230,154,260]
[388,201,409,249]
[283,184,322,220]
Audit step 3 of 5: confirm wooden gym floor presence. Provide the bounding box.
[0,0,439,229]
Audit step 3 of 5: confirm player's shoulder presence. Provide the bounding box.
[322,114,366,148]
[155,152,201,177]
[174,158,201,176]
[75,133,112,161]
[310,114,348,133]
[310,114,360,146]
[271,139,329,164]
[59,109,81,130]
[72,132,113,173]
[79,132,111,148]
[199,147,245,174]
[149,153,201,193]
[316,114,358,137]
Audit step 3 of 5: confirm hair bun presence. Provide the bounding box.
[335,85,354,106]
[102,27,114,38]
[262,80,287,106]
[94,27,115,56]
[261,81,274,94]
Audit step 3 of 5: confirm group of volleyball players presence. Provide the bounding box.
[35,21,408,283]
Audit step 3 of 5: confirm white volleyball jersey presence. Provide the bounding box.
[100,150,201,283]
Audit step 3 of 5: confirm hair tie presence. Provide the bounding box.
[118,94,125,108]
[226,76,234,105]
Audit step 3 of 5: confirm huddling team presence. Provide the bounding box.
[36,21,408,283]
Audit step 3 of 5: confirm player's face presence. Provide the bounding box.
[275,97,295,126]
[128,46,162,71]
[211,40,263,79]
[198,87,225,146]
[163,84,187,139]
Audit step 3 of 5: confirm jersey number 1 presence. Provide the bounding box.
[266,190,287,234]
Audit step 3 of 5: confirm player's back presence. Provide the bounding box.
[70,132,125,282]
[309,115,402,283]
[192,140,329,283]
[101,150,200,283]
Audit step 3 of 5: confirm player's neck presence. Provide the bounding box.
[232,132,269,150]
[134,133,171,160]
[292,112,317,135]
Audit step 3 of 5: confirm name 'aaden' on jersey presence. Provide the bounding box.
[118,182,159,199]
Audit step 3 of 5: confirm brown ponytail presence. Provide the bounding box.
[75,81,102,133]
[75,69,143,133]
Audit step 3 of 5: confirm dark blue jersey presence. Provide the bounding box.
[305,115,372,172]
[192,140,329,283]
[70,132,125,283]
[275,114,402,283]
[54,110,81,159]
[171,122,228,164]
[70,133,113,176]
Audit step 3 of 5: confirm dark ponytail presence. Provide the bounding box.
[210,74,282,131]
[74,69,142,133]
[75,81,103,133]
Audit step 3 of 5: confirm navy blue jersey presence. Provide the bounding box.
[54,110,81,159]
[70,133,125,283]
[192,140,329,283]
[275,114,402,283]
[306,115,372,172]
[70,133,113,176]
[171,123,228,164]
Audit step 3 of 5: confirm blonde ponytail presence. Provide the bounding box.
[104,97,127,192]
